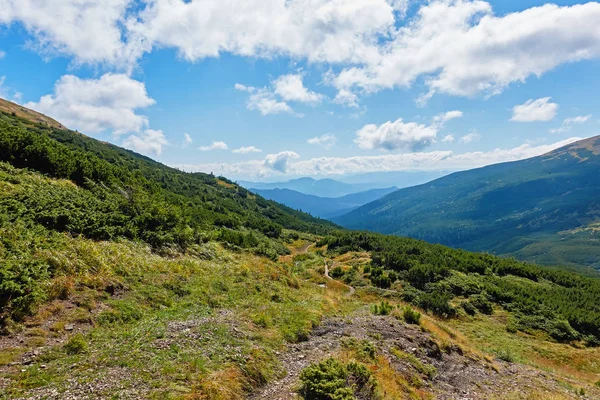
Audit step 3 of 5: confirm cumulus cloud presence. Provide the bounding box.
[355,119,438,151]
[511,97,559,122]
[433,110,463,125]
[333,89,360,108]
[273,74,323,104]
[442,134,455,143]
[461,131,481,144]
[3,1,600,106]
[264,151,300,173]
[333,2,600,101]
[550,114,592,134]
[232,146,262,154]
[24,73,155,134]
[235,83,295,116]
[0,0,142,68]
[199,141,228,151]
[176,138,582,179]
[308,134,337,149]
[129,0,396,65]
[0,50,5,58]
[183,133,193,146]
[123,129,169,155]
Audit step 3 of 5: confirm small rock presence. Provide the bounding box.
[40,364,47,369]
[65,324,74,331]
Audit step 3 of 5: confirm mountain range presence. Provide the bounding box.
[239,171,450,198]
[335,136,600,270]
[253,186,398,219]
[3,98,600,398]
[238,177,380,198]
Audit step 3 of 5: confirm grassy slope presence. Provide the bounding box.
[1,101,600,398]
[335,136,600,269]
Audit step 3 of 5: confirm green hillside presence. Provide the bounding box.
[335,136,600,270]
[2,104,600,398]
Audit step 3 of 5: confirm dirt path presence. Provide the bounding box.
[249,314,597,400]
[324,261,355,296]
[297,242,314,254]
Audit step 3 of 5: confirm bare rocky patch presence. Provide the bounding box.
[250,314,599,400]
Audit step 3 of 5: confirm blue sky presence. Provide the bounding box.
[0,0,599,181]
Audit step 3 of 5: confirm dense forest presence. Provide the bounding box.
[319,231,600,344]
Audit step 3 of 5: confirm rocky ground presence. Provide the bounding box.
[250,314,599,400]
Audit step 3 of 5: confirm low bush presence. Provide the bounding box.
[64,334,88,355]
[403,307,421,325]
[299,357,378,400]
[371,301,393,316]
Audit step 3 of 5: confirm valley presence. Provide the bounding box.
[1,104,600,399]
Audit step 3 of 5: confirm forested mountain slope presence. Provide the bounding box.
[0,101,335,244]
[2,100,600,398]
[336,136,600,269]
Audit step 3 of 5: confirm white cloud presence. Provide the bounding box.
[0,0,141,68]
[461,131,481,144]
[176,137,582,179]
[3,1,600,106]
[308,134,337,149]
[333,89,359,108]
[511,97,558,122]
[442,134,455,143]
[550,114,592,134]
[234,83,294,116]
[184,133,193,146]
[0,50,5,59]
[564,115,592,125]
[355,119,438,151]
[122,129,169,156]
[333,2,600,101]
[433,110,463,125]
[130,0,396,65]
[24,74,155,134]
[273,74,323,104]
[264,151,300,173]
[199,141,228,151]
[232,146,262,154]
[0,76,22,103]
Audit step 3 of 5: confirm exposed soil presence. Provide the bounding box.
[250,314,599,400]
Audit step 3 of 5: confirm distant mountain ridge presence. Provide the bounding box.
[238,177,380,198]
[253,186,398,219]
[239,171,450,198]
[335,136,600,270]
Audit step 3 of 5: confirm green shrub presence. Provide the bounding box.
[64,334,88,355]
[341,338,377,361]
[403,307,421,325]
[330,266,344,279]
[494,348,516,363]
[299,358,378,400]
[461,301,477,316]
[371,301,393,316]
[469,293,493,315]
[418,291,456,318]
